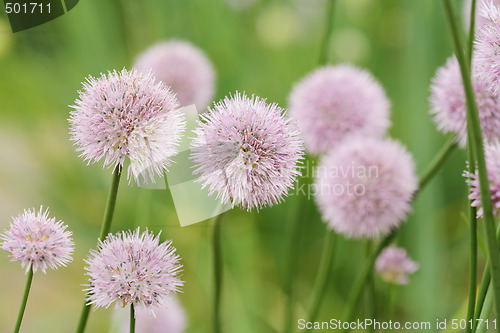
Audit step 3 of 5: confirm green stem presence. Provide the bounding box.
[466,117,478,333]
[130,304,135,333]
[386,285,395,322]
[366,241,376,333]
[466,205,478,333]
[475,285,494,333]
[473,269,490,333]
[466,2,478,332]
[317,0,335,66]
[212,211,225,333]
[418,136,457,190]
[13,267,34,333]
[443,2,500,333]
[342,231,396,332]
[283,193,305,333]
[468,0,477,64]
[76,169,122,333]
[304,228,336,333]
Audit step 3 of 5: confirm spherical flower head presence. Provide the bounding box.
[430,56,500,148]
[314,137,418,239]
[191,92,304,211]
[1,206,74,274]
[84,229,183,310]
[465,141,500,218]
[69,68,185,185]
[119,297,187,333]
[475,1,500,95]
[134,40,216,109]
[288,65,390,155]
[375,246,418,285]
[463,0,500,32]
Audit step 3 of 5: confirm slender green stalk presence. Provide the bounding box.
[465,2,478,331]
[418,136,457,190]
[342,231,396,332]
[466,195,478,333]
[13,267,34,333]
[366,241,376,333]
[130,304,135,333]
[468,0,477,64]
[471,213,500,332]
[475,286,494,333]
[212,212,225,333]
[386,285,395,322]
[443,2,500,333]
[76,169,122,333]
[304,229,336,333]
[283,193,305,333]
[473,270,490,333]
[317,0,335,66]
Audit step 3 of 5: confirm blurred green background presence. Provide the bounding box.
[0,0,479,332]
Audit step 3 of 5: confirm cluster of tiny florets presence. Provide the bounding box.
[288,65,390,155]
[191,92,304,211]
[69,68,185,185]
[314,137,418,239]
[465,141,500,218]
[375,246,419,285]
[84,229,183,310]
[1,207,74,274]
[475,1,500,95]
[430,56,500,147]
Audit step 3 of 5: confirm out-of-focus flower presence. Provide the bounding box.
[429,56,500,148]
[314,137,417,239]
[134,41,215,109]
[465,141,500,218]
[191,92,304,211]
[69,69,185,185]
[288,65,390,155]
[84,229,183,310]
[118,297,187,333]
[375,246,419,285]
[1,206,74,273]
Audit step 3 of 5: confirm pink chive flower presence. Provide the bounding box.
[475,1,500,95]
[430,56,500,148]
[375,246,419,285]
[69,69,185,185]
[191,92,304,211]
[84,229,183,310]
[119,297,187,333]
[314,137,418,239]
[288,65,390,155]
[134,40,216,109]
[464,0,500,31]
[465,141,500,218]
[1,206,74,274]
